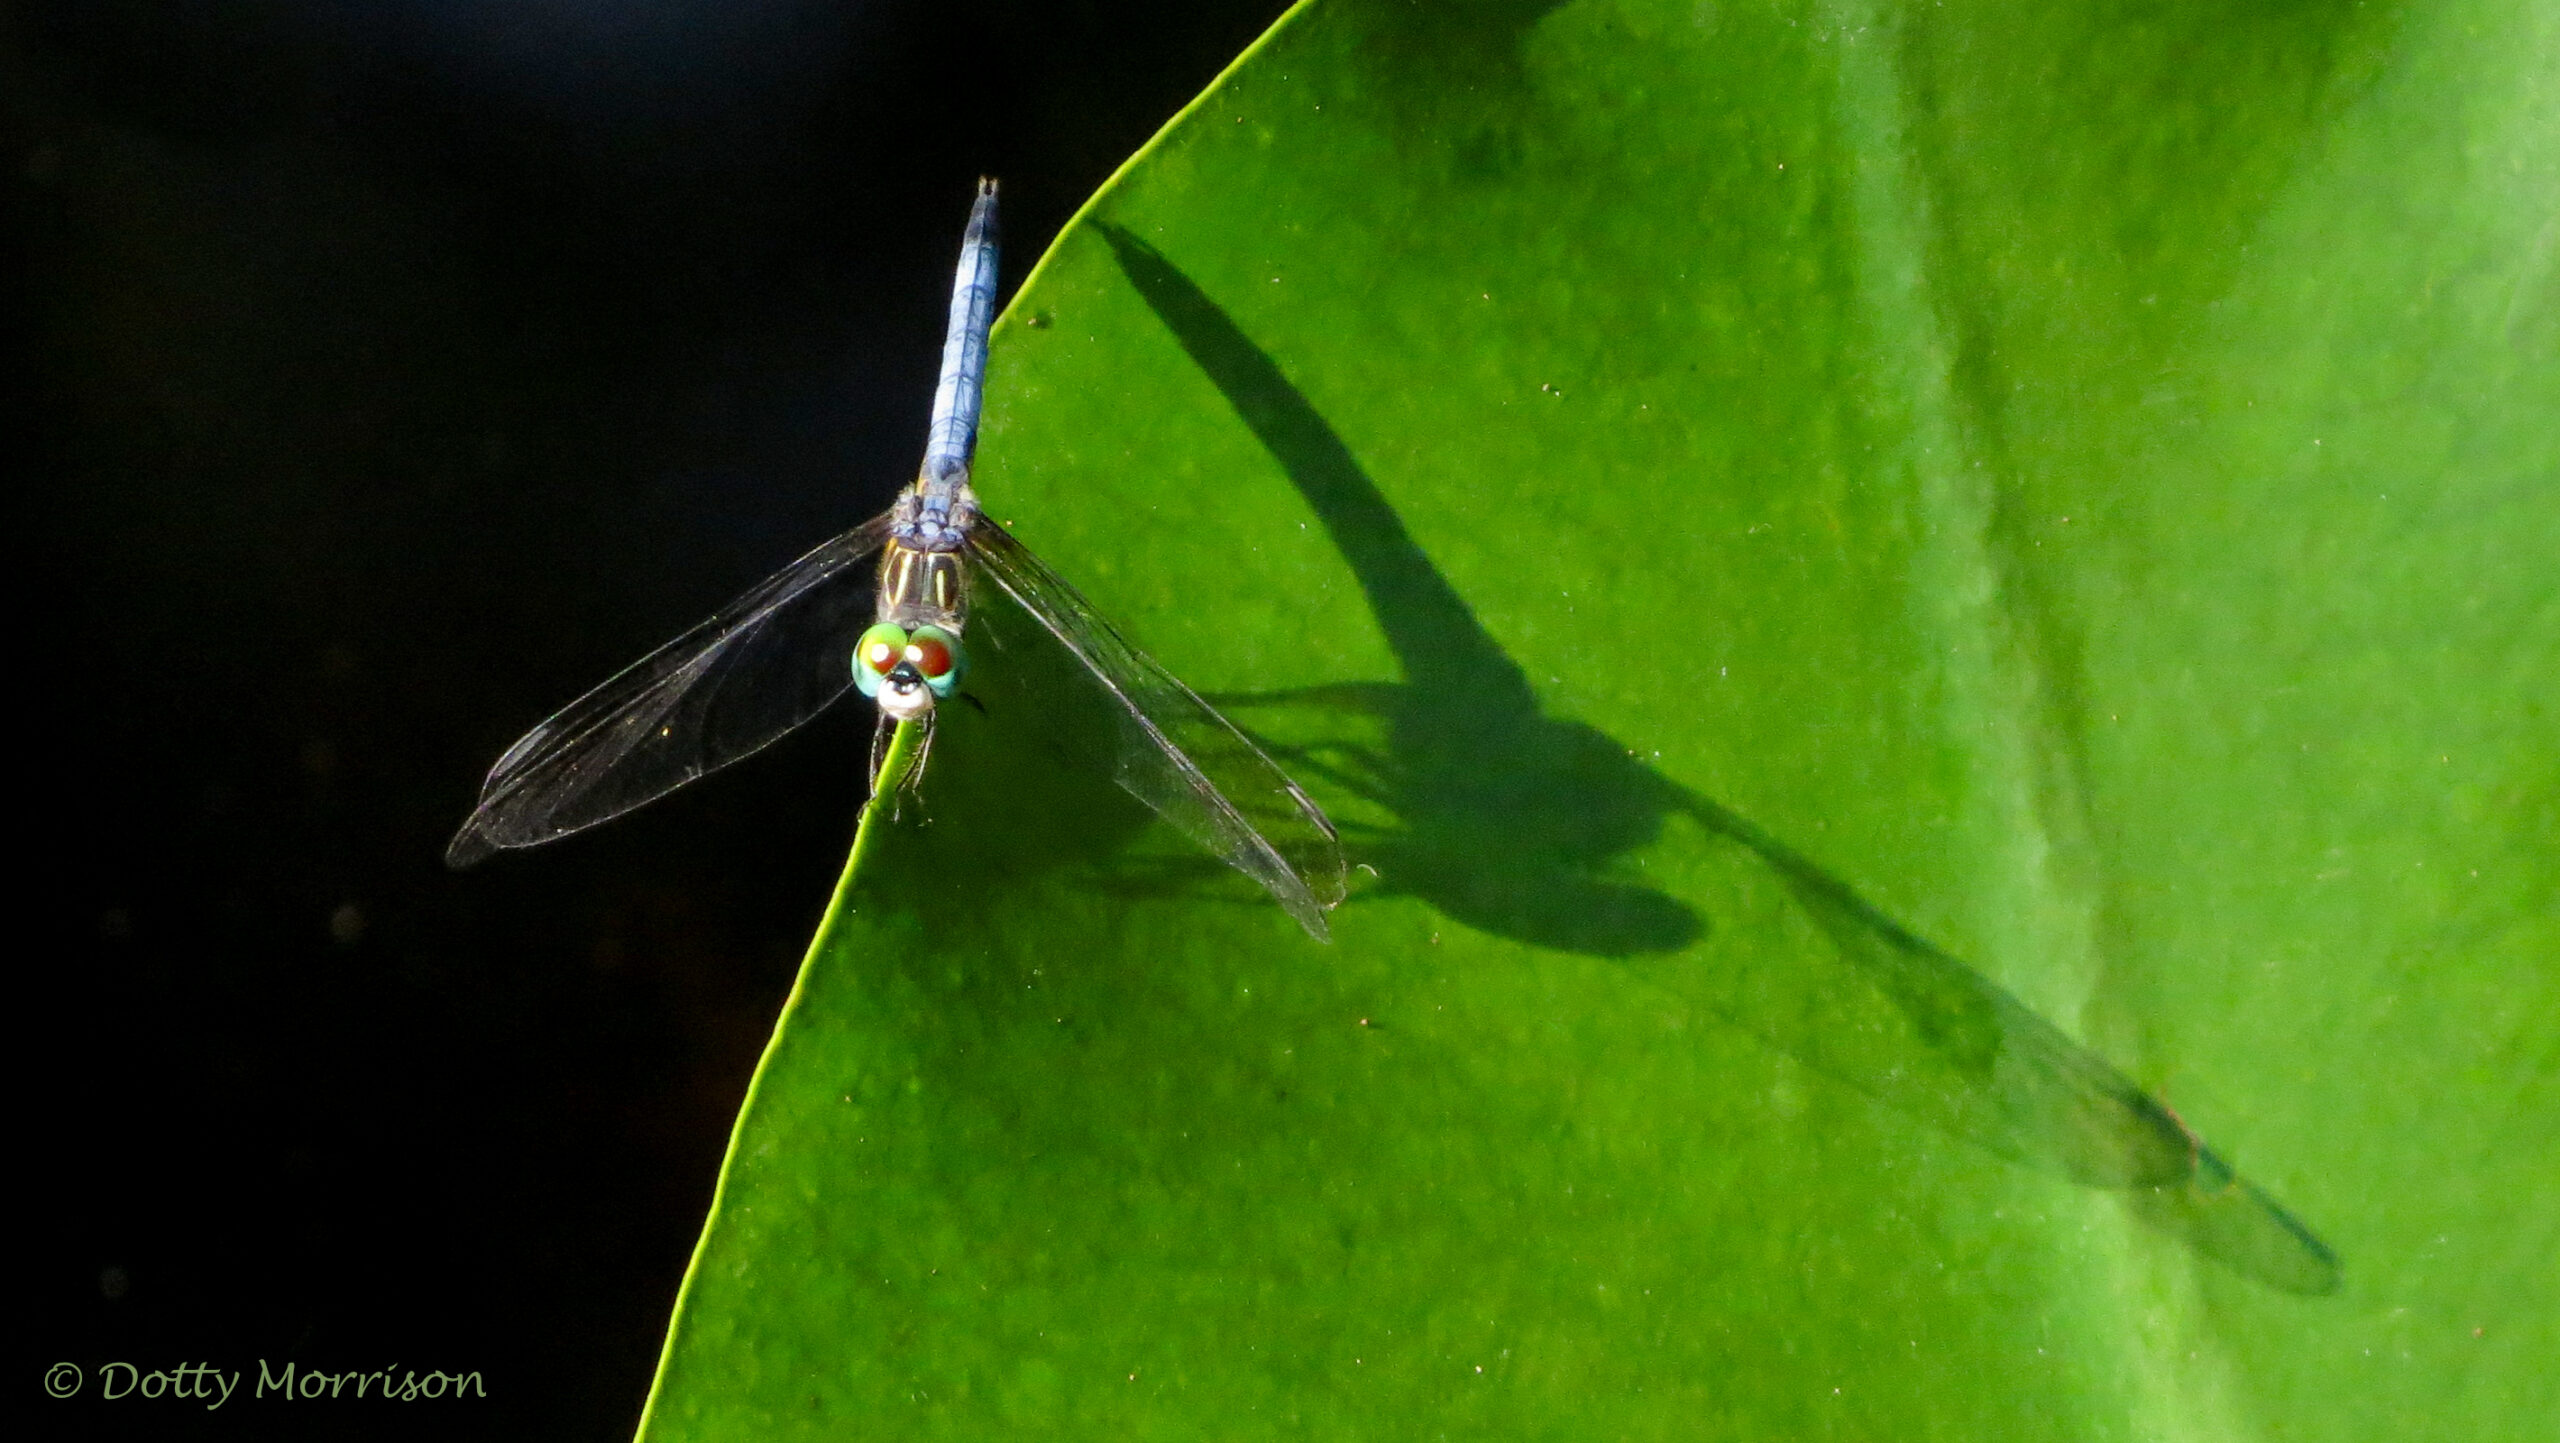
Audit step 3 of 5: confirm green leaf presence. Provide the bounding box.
[638,0,2556,1437]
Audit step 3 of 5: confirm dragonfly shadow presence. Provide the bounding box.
[1099,223,2340,1295]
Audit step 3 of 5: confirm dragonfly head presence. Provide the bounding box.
[853,622,965,721]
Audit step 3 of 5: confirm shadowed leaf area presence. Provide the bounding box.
[640,0,2555,1438]
[1102,222,2334,1287]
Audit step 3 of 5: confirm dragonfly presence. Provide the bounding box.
[447,180,1346,939]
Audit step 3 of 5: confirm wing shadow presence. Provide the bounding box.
[1098,222,2339,1295]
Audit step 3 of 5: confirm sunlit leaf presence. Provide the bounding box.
[638,1,2557,1436]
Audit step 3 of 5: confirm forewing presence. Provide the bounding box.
[447,517,890,865]
[967,520,1346,939]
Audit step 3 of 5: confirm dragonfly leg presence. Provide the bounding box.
[905,713,938,796]
[867,714,895,796]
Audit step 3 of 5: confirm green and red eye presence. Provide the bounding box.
[905,625,962,694]
[852,623,907,697]
[851,622,966,700]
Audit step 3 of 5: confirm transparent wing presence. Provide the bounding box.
[967,520,1347,939]
[447,517,892,866]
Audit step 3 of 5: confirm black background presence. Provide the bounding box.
[11,1,1288,1436]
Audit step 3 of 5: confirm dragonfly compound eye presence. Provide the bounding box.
[906,625,966,697]
[852,623,911,698]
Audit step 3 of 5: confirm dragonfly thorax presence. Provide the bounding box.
[876,537,969,634]
[889,479,979,553]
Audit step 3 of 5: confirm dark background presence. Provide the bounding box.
[10,1,1287,1436]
